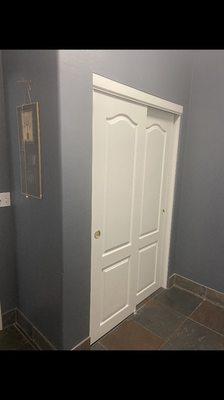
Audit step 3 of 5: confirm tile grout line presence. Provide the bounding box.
[188,314,224,339]
[155,288,204,319]
[93,287,224,351]
[173,283,206,300]
[133,319,165,344]
[173,274,224,308]
[133,301,187,344]
[94,288,165,349]
[136,288,165,312]
[14,323,39,349]
[133,287,205,349]
[159,316,189,350]
[159,296,205,350]
[183,294,224,337]
[97,341,108,350]
[161,300,224,349]
[174,282,224,310]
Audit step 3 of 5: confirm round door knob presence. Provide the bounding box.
[94,230,101,239]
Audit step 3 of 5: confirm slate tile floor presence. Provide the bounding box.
[1,286,224,351]
[0,325,37,350]
[91,286,224,350]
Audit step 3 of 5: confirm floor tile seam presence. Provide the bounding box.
[13,323,38,349]
[158,316,189,350]
[173,284,206,300]
[188,314,224,338]
[174,283,224,309]
[204,299,224,310]
[185,298,224,336]
[132,318,166,345]
[97,341,108,350]
[136,290,164,312]
[155,295,204,319]
[0,327,33,351]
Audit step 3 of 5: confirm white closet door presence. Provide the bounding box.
[90,91,147,344]
[90,89,176,344]
[136,107,174,304]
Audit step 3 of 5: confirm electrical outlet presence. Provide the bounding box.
[0,192,11,207]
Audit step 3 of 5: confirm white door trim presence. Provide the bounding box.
[90,74,183,341]
[93,73,183,116]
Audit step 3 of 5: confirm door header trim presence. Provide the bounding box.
[93,73,183,116]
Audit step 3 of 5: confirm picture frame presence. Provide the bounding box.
[17,102,42,199]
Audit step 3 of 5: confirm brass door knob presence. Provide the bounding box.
[94,230,101,239]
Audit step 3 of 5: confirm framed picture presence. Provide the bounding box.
[17,102,42,199]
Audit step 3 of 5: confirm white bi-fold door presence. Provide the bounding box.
[90,81,180,344]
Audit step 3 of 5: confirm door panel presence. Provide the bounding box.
[136,108,174,304]
[140,126,166,236]
[101,257,130,323]
[90,91,147,343]
[103,115,136,253]
[137,243,157,293]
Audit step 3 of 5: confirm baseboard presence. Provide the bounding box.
[168,273,224,308]
[71,337,90,351]
[2,308,56,350]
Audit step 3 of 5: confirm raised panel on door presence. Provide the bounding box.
[103,115,136,254]
[137,243,157,293]
[90,91,147,344]
[101,257,130,323]
[140,125,166,237]
[136,107,174,304]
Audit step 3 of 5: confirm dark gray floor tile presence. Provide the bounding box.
[156,286,202,316]
[191,300,224,336]
[206,288,224,308]
[16,341,37,351]
[0,325,27,350]
[101,320,164,350]
[161,319,224,350]
[133,299,185,340]
[91,342,107,351]
[136,288,165,310]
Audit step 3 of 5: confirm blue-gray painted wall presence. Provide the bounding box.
[173,50,224,292]
[0,51,17,313]
[2,50,63,348]
[2,49,224,350]
[58,50,194,348]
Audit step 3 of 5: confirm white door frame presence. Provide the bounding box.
[90,73,183,336]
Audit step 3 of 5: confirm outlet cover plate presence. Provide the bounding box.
[0,192,11,207]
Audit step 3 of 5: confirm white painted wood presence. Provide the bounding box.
[93,73,183,116]
[90,91,147,344]
[160,115,181,288]
[90,74,182,344]
[136,107,175,304]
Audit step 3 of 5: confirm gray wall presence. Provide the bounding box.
[0,51,17,312]
[173,50,224,293]
[58,50,194,348]
[2,50,63,347]
[4,50,223,350]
